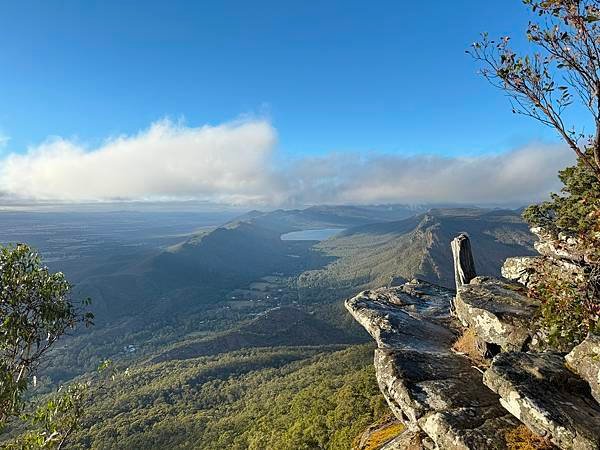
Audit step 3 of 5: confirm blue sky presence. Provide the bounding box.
[0,0,557,156]
[0,1,577,206]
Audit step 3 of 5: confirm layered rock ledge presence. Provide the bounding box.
[348,230,600,449]
[345,280,519,449]
[454,277,540,352]
[484,351,600,449]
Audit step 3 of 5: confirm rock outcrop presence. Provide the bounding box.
[565,334,600,405]
[501,256,546,287]
[484,351,600,449]
[502,255,586,289]
[531,227,597,265]
[346,280,520,449]
[348,230,600,450]
[453,277,539,352]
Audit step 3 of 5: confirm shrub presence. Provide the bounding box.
[523,155,600,349]
[523,153,600,249]
[528,264,599,350]
[505,425,553,450]
[353,419,405,450]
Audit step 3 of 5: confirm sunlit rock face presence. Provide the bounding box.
[502,255,585,288]
[347,228,600,450]
[454,277,539,352]
[345,280,519,449]
[531,227,597,265]
[484,351,600,450]
[566,334,600,405]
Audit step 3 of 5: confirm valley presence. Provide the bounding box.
[0,204,538,449]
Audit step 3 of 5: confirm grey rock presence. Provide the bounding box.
[531,227,596,265]
[380,428,436,450]
[346,280,519,449]
[483,351,600,450]
[566,333,600,405]
[451,233,477,288]
[454,277,540,352]
[379,428,428,450]
[501,256,546,287]
[502,256,586,288]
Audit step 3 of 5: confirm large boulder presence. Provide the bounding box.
[454,277,540,352]
[565,334,600,405]
[346,280,519,449]
[483,351,600,450]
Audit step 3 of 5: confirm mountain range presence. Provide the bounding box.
[22,204,540,449]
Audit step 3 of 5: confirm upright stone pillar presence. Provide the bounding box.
[451,233,477,289]
[450,233,477,317]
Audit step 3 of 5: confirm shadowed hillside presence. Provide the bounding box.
[78,221,331,322]
[151,306,362,363]
[73,205,428,323]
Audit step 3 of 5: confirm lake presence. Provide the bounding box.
[280,228,345,241]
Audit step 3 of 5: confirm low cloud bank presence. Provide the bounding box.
[0,119,574,206]
[288,144,573,205]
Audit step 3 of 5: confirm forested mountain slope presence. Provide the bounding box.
[14,206,541,450]
[79,221,327,322]
[75,205,424,323]
[150,306,362,363]
[67,344,387,450]
[297,208,536,301]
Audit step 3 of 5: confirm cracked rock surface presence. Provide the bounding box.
[345,280,519,449]
[566,334,600,405]
[454,277,540,352]
[483,351,600,450]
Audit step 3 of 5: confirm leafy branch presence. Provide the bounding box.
[468,0,600,179]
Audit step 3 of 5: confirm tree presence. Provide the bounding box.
[2,359,114,450]
[0,244,93,426]
[469,0,600,180]
[470,1,600,348]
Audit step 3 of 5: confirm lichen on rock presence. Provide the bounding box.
[454,277,540,352]
[346,280,519,449]
[565,333,600,405]
[483,351,600,450]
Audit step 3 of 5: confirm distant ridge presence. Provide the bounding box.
[229,204,427,233]
[297,208,536,299]
[74,206,534,324]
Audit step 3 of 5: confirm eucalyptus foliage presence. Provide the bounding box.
[470,0,600,180]
[0,244,93,426]
[471,0,600,347]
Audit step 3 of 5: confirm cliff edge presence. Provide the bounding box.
[346,231,600,450]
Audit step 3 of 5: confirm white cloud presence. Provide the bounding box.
[286,144,574,205]
[0,119,283,204]
[0,118,575,206]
